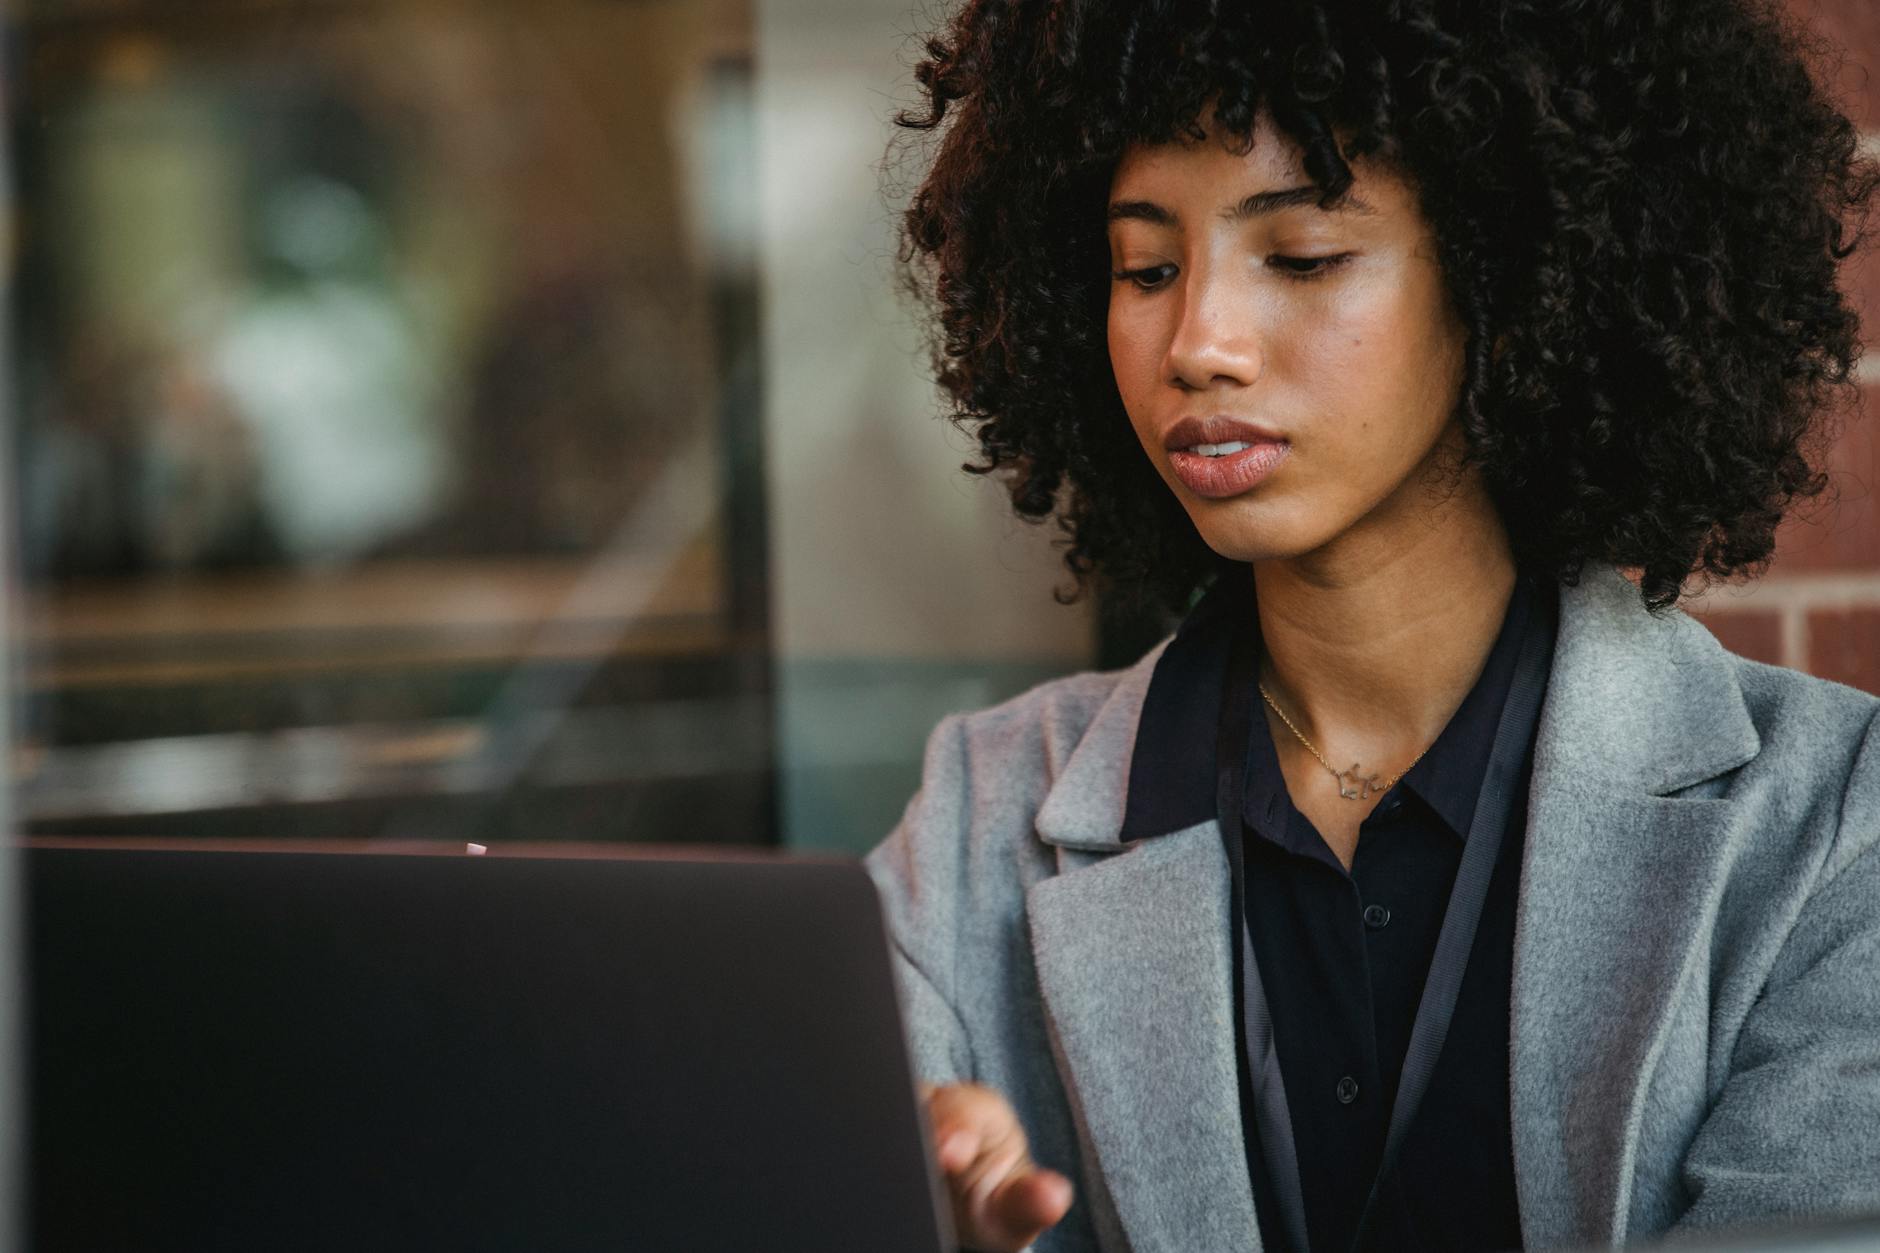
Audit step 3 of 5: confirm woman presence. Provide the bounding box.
[865,1,1880,1250]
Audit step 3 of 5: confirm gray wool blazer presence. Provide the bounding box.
[864,560,1880,1252]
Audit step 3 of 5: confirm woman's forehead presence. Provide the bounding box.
[1107,123,1404,228]
[1111,132,1305,198]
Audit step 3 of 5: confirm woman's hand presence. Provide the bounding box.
[921,1081,1074,1252]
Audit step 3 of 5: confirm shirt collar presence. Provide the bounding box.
[1120,565,1555,844]
[1116,571,1246,841]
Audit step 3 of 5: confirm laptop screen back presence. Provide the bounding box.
[27,844,950,1253]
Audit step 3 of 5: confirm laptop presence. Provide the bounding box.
[25,840,954,1252]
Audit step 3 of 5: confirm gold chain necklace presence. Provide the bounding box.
[1257,681,1433,802]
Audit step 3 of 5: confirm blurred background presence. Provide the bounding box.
[3,0,1096,860]
[0,0,1874,863]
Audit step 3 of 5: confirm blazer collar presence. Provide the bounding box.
[1031,633,1172,851]
[1034,561,1760,852]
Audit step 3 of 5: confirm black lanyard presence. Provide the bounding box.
[1214,584,1551,1253]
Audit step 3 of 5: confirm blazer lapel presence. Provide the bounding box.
[1511,564,1759,1249]
[1027,825,1260,1253]
[1025,645,1262,1252]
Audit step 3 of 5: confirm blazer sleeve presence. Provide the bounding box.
[1672,705,1880,1230]
[866,712,977,1088]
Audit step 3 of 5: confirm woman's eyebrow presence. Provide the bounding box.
[1107,184,1378,226]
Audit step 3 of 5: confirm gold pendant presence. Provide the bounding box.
[1337,765,1383,800]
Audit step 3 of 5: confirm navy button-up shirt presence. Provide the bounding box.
[1120,565,1558,1252]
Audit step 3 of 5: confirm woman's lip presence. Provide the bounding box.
[1162,415,1286,451]
[1167,440,1290,499]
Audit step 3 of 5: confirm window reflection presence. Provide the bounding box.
[12,0,773,842]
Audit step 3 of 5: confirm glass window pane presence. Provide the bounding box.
[12,0,778,844]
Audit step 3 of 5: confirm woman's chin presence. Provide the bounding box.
[1186,508,1342,568]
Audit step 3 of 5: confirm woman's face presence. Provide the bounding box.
[1106,107,1471,567]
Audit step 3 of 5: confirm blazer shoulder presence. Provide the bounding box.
[894,639,1168,841]
[1725,648,1880,724]
[1719,650,1880,872]
[864,641,1170,908]
[1724,650,1879,768]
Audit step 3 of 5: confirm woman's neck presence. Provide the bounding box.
[1249,483,1518,756]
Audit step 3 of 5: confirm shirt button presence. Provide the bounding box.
[1336,1076,1360,1105]
[1363,904,1392,929]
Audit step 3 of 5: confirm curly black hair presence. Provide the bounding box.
[891,0,1880,618]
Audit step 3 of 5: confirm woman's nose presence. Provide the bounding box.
[1164,270,1263,392]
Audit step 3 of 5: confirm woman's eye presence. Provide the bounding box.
[1109,264,1176,291]
[1110,255,1352,290]
[1270,253,1353,279]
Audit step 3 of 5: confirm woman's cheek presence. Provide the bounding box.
[1108,325,1166,432]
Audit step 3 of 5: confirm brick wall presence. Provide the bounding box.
[1683,0,1880,694]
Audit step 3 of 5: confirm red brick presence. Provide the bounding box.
[1849,234,1880,351]
[1772,383,1880,572]
[1688,607,1786,666]
[1786,0,1880,131]
[1806,605,1880,693]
